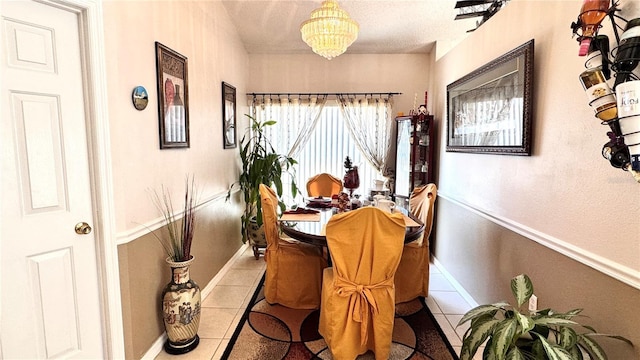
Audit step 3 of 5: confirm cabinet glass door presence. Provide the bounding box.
[395,117,411,197]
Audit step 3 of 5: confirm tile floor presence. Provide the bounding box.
[154,246,482,360]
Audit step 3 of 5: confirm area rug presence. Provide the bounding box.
[221,275,459,360]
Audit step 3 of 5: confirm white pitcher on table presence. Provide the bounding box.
[372,194,386,207]
[376,199,395,213]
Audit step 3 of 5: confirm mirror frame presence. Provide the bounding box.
[446,39,534,155]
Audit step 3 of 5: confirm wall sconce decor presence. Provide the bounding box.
[571,0,640,183]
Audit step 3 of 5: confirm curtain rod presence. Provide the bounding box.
[247,92,402,97]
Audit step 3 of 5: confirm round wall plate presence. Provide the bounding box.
[132,86,149,110]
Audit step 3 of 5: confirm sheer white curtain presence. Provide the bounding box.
[251,94,327,158]
[337,94,395,177]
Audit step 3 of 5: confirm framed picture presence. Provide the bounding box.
[446,39,534,155]
[155,42,189,149]
[222,82,237,149]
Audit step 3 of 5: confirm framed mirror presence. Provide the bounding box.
[446,39,534,155]
[222,82,237,149]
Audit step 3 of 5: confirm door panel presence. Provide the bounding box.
[1,1,104,358]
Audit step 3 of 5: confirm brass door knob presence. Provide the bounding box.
[75,222,92,235]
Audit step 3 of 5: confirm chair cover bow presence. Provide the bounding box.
[334,274,394,346]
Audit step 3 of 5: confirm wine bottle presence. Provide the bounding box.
[613,18,640,88]
[602,137,630,169]
[579,67,617,121]
[585,35,610,79]
[577,0,610,56]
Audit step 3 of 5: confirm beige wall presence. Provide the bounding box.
[248,53,432,115]
[104,0,249,232]
[103,1,248,358]
[432,1,640,358]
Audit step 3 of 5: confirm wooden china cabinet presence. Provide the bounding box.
[394,113,435,201]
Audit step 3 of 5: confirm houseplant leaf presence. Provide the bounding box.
[578,334,607,360]
[490,318,518,359]
[533,333,574,360]
[458,303,506,326]
[459,317,499,360]
[511,274,534,308]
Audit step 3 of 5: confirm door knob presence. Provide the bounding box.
[75,222,92,235]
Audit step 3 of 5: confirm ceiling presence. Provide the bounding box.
[219,0,488,56]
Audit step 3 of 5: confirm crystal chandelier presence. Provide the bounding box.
[300,0,359,60]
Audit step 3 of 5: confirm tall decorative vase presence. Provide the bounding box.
[162,256,201,354]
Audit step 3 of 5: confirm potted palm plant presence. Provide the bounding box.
[227,114,299,258]
[150,176,201,354]
[457,274,632,360]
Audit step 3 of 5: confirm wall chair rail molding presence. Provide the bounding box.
[116,190,235,245]
[437,192,640,291]
[446,39,534,156]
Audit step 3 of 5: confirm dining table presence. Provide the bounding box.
[279,199,425,248]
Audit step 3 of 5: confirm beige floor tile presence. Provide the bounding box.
[202,285,253,308]
[218,268,263,286]
[424,295,442,314]
[433,314,462,347]
[430,290,473,315]
[223,308,247,338]
[429,262,441,274]
[198,307,240,339]
[446,314,467,339]
[154,338,221,360]
[231,249,266,270]
[212,339,230,360]
[429,273,456,291]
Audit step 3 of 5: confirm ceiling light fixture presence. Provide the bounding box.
[300,0,359,60]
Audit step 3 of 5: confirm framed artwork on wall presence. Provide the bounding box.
[222,82,237,149]
[446,39,534,155]
[155,42,189,149]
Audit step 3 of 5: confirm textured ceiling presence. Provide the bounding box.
[220,0,484,55]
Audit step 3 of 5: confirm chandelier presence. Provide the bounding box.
[300,0,359,60]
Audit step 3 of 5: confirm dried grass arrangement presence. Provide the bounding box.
[151,176,199,262]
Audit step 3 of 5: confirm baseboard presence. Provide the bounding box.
[140,243,249,360]
[432,256,479,308]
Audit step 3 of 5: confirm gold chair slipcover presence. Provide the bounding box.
[259,184,327,309]
[395,183,437,304]
[306,173,343,197]
[319,207,405,360]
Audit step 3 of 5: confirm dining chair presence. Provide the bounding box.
[259,184,327,309]
[318,207,405,360]
[395,183,437,304]
[306,173,343,197]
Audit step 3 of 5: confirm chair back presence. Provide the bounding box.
[324,207,405,355]
[408,183,437,246]
[306,173,343,197]
[259,184,280,252]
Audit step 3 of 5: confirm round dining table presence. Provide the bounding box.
[280,206,425,247]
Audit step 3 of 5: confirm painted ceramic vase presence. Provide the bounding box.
[162,256,201,354]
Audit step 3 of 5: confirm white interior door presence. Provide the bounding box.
[1,0,105,358]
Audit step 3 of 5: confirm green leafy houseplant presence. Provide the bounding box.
[150,176,198,262]
[457,274,631,360]
[227,114,298,243]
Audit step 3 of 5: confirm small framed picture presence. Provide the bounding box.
[155,42,189,149]
[222,82,237,149]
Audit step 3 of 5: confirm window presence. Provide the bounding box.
[259,102,380,205]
